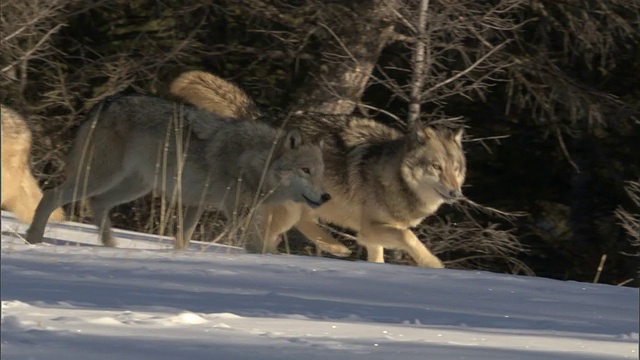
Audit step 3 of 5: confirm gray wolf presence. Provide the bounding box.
[170,71,467,267]
[24,94,330,251]
[1,105,66,224]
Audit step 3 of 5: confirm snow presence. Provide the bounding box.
[1,211,638,360]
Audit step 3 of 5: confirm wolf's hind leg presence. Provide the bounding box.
[88,175,151,247]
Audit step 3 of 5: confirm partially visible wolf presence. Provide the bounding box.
[1,105,66,224]
[170,70,261,120]
[25,94,330,251]
[171,71,467,267]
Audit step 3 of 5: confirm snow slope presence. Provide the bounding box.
[1,211,638,360]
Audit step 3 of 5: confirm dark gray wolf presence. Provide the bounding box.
[25,94,329,251]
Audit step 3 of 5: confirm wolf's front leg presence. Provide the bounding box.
[247,206,290,254]
[399,228,444,268]
[26,180,82,244]
[365,245,385,263]
[243,220,276,254]
[174,205,205,250]
[296,217,352,257]
[359,222,445,268]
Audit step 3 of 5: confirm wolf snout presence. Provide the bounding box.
[448,189,463,199]
[443,189,464,203]
[438,187,463,203]
[302,192,331,209]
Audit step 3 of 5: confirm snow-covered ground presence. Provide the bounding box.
[1,211,638,360]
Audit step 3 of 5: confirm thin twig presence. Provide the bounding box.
[316,22,357,64]
[422,41,510,97]
[592,254,607,283]
[616,278,634,286]
[465,134,511,142]
[460,197,527,218]
[554,127,580,173]
[1,24,64,73]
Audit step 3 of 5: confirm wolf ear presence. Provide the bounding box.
[423,127,438,139]
[452,128,464,146]
[284,129,303,150]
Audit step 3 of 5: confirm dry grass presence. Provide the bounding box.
[615,180,640,260]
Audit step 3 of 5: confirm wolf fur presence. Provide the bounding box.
[170,71,467,267]
[171,71,261,121]
[1,105,66,224]
[24,94,330,251]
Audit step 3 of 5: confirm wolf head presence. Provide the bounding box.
[401,126,466,205]
[265,129,331,209]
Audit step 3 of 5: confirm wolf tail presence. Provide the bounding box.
[170,70,261,120]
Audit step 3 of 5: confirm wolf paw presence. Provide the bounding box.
[24,228,44,244]
[102,238,117,248]
[317,242,352,257]
[417,257,445,269]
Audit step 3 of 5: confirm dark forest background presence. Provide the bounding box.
[1,0,638,286]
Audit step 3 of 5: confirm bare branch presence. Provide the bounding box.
[422,41,510,98]
[615,180,640,257]
[1,24,64,74]
[555,127,581,173]
[458,197,527,220]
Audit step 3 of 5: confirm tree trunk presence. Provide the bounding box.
[290,0,397,114]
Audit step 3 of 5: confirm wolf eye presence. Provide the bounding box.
[432,164,442,171]
[301,167,311,175]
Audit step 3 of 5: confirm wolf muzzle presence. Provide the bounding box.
[443,189,463,203]
[303,193,332,209]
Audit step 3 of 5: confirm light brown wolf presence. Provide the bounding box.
[1,105,66,224]
[170,71,467,267]
[24,94,330,251]
[170,70,261,120]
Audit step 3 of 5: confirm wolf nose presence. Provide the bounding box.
[449,189,462,199]
[320,193,331,203]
